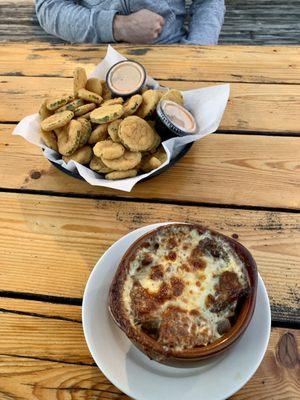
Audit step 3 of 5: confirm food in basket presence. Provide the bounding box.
[101,150,142,172]
[37,65,197,180]
[109,224,256,364]
[63,145,93,164]
[85,78,102,96]
[118,116,157,152]
[90,104,124,124]
[93,140,125,160]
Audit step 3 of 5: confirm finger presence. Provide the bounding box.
[155,23,163,32]
[153,30,159,40]
[158,17,165,27]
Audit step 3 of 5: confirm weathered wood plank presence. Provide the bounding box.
[1,125,299,209]
[0,192,299,323]
[0,297,81,322]
[1,43,300,84]
[1,0,300,45]
[1,76,300,133]
[0,314,298,399]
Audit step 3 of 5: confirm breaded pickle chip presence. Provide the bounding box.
[55,99,84,113]
[46,94,74,111]
[90,104,124,124]
[77,88,103,105]
[73,67,87,97]
[89,155,113,173]
[105,169,137,180]
[93,140,125,160]
[77,117,92,146]
[80,112,92,120]
[57,119,82,156]
[40,129,58,151]
[102,97,124,107]
[102,150,141,171]
[123,94,143,117]
[86,78,102,96]
[39,100,53,121]
[161,89,184,105]
[63,145,93,165]
[140,146,167,172]
[136,90,159,118]
[88,124,109,145]
[74,103,96,117]
[107,119,122,143]
[100,80,112,100]
[118,116,156,152]
[41,110,74,131]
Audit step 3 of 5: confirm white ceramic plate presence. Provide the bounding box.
[82,223,271,400]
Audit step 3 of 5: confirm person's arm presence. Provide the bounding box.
[35,0,119,43]
[183,0,226,45]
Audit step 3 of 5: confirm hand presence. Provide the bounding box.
[114,9,165,43]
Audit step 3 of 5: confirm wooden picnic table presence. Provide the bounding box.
[0,43,299,399]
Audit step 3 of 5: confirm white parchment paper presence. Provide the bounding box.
[13,45,230,192]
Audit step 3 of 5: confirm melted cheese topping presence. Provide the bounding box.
[122,226,248,349]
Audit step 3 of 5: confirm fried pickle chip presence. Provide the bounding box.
[156,89,167,100]
[40,129,58,151]
[90,104,124,124]
[80,111,92,120]
[73,67,87,97]
[118,116,156,152]
[86,78,102,96]
[88,124,109,144]
[105,169,137,180]
[77,89,103,105]
[140,146,167,172]
[123,94,143,117]
[101,97,124,107]
[57,119,82,156]
[140,155,161,172]
[100,80,112,100]
[55,99,84,113]
[101,150,141,171]
[93,140,125,160]
[136,90,160,119]
[89,155,113,173]
[41,110,74,132]
[63,145,93,165]
[161,89,184,106]
[46,94,74,111]
[107,119,122,143]
[39,100,53,121]
[77,117,92,147]
[74,103,96,117]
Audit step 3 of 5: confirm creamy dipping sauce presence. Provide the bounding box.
[161,100,197,134]
[107,61,146,96]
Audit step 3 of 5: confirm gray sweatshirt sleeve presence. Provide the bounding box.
[182,0,225,45]
[35,0,119,43]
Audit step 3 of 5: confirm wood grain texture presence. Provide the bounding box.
[1,0,300,45]
[0,192,299,323]
[1,125,300,209]
[1,43,300,84]
[0,300,298,400]
[2,76,300,133]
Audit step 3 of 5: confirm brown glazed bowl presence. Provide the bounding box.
[109,224,258,367]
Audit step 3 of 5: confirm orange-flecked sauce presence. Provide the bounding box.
[108,61,145,95]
